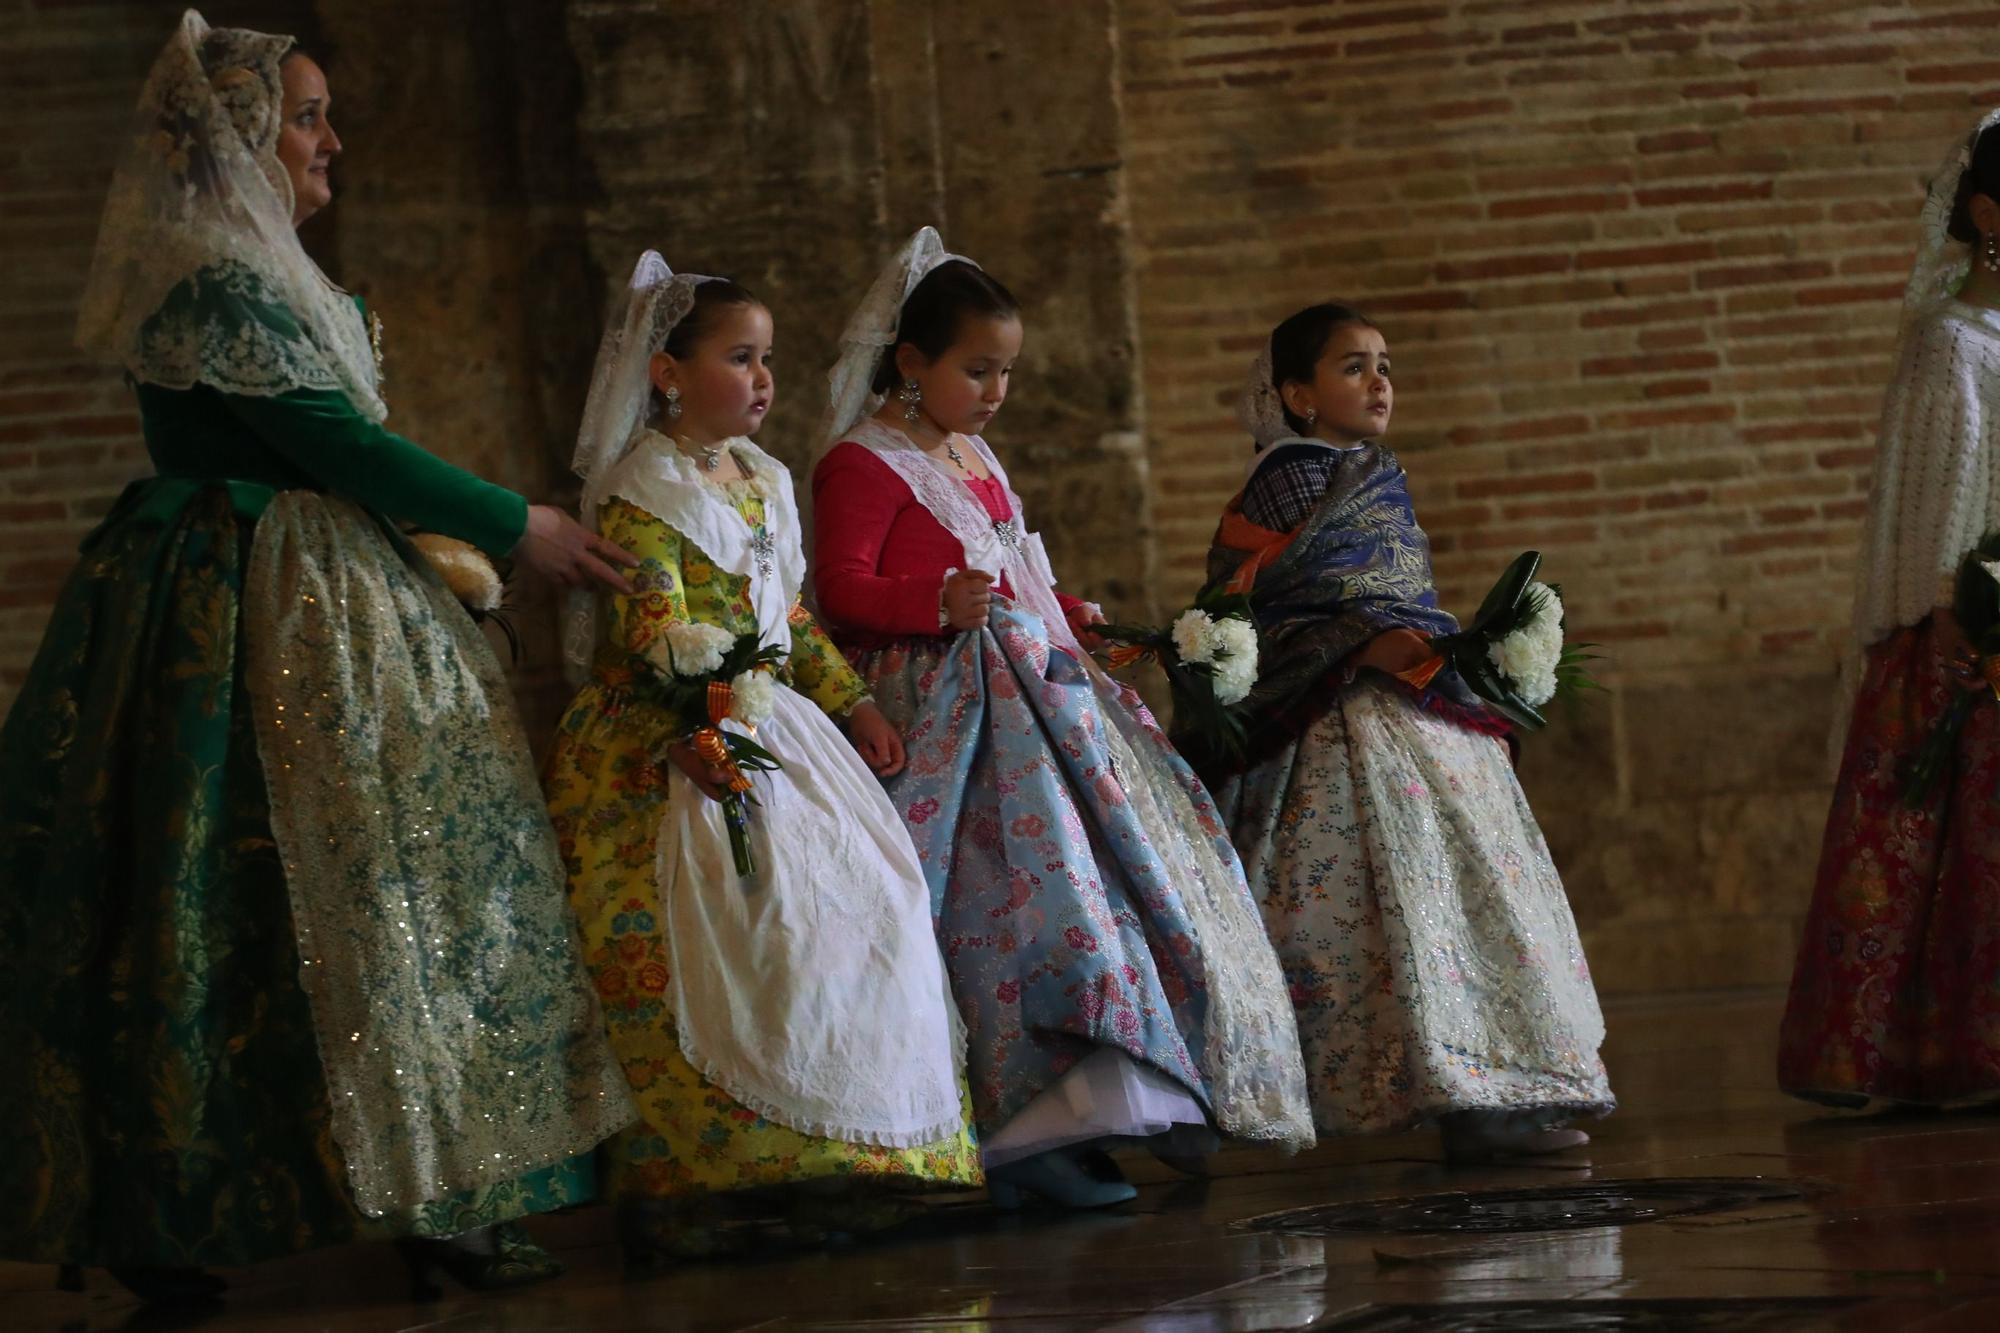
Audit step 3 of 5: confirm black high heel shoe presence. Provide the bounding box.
[395,1223,564,1301]
[105,1267,227,1307]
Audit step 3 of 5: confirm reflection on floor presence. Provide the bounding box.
[6,990,1999,1331]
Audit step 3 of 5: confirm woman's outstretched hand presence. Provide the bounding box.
[517,504,640,594]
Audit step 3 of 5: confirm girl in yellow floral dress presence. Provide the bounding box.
[545,255,981,1261]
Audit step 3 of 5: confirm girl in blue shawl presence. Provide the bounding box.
[1195,304,1615,1163]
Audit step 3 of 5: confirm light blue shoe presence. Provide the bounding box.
[987,1148,1139,1210]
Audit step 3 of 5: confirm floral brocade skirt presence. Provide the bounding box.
[1216,675,1613,1137]
[0,480,597,1269]
[1779,617,2000,1106]
[849,602,1314,1151]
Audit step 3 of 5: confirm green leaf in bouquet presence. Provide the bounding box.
[1953,532,2000,647]
[1192,587,1258,626]
[1466,550,1544,641]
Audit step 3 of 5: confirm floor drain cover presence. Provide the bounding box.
[1238,1176,1810,1236]
[1312,1297,1860,1330]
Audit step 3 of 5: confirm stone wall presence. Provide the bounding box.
[567,0,1156,619]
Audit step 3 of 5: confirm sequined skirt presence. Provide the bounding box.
[0,480,601,1267]
[1217,675,1614,1136]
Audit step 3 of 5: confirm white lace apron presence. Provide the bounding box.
[606,433,967,1146]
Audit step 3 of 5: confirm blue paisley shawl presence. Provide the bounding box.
[1189,440,1493,771]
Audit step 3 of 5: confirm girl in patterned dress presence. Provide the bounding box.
[545,254,980,1261]
[1197,303,1615,1162]
[812,228,1314,1208]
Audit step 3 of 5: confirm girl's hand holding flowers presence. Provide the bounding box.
[1352,627,1433,678]
[1067,601,1108,652]
[665,739,733,802]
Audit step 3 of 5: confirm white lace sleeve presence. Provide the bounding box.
[1853,310,2000,647]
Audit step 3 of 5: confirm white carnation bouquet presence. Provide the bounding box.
[633,622,786,876]
[1097,589,1260,758]
[1430,551,1598,732]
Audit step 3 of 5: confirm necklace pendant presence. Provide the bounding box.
[944,439,966,469]
[699,445,723,472]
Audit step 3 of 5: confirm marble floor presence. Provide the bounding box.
[6,989,2000,1331]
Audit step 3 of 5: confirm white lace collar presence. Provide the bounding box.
[602,430,805,647]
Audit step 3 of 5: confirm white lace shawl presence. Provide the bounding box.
[1851,305,2000,649]
[597,431,804,650]
[76,10,385,421]
[840,418,1075,654]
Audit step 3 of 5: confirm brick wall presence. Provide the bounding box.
[0,1,310,715]
[1119,0,2000,990]
[0,3,183,707]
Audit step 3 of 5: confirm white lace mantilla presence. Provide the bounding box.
[76,11,385,420]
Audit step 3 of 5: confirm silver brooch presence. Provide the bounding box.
[749,526,777,577]
[991,518,1024,554]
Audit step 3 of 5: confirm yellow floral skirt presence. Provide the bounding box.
[545,683,984,1206]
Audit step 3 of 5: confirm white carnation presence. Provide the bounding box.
[728,668,776,727]
[1172,609,1218,664]
[662,621,734,677]
[1487,582,1564,707]
[1212,650,1257,706]
[1211,616,1257,668]
[1208,617,1258,705]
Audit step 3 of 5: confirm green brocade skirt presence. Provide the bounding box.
[0,479,593,1268]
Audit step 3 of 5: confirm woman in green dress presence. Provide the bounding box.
[0,9,638,1306]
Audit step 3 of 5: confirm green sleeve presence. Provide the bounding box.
[224,388,528,558]
[150,262,528,557]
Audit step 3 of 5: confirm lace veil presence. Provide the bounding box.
[563,251,722,676]
[814,225,970,458]
[1901,107,2000,328]
[75,9,386,421]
